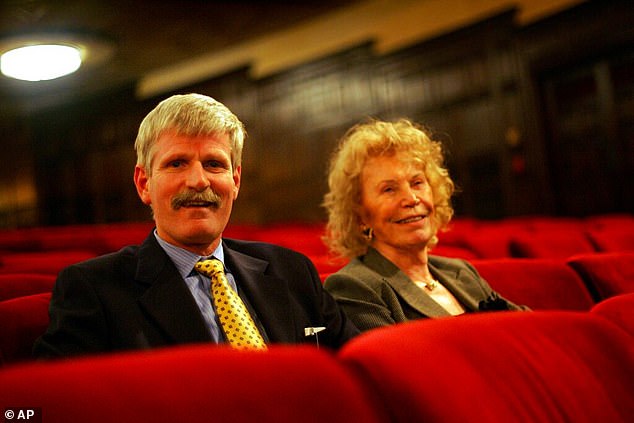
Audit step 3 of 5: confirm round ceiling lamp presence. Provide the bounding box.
[0,33,114,82]
[1,44,82,81]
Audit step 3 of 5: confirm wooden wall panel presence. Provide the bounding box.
[4,2,630,228]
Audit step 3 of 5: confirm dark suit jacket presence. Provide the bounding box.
[324,247,527,332]
[34,233,359,357]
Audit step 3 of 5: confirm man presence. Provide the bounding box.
[34,93,358,357]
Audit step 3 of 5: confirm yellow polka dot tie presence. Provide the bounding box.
[195,259,267,350]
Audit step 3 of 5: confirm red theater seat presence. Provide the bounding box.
[0,273,56,301]
[0,250,96,274]
[339,311,634,423]
[568,252,634,301]
[0,292,51,365]
[471,258,594,311]
[253,223,329,257]
[585,213,634,230]
[587,226,634,252]
[436,218,480,247]
[509,231,596,258]
[0,345,386,423]
[513,216,583,232]
[460,225,516,258]
[0,229,40,252]
[591,293,634,336]
[99,222,155,252]
[34,225,106,253]
[310,254,348,280]
[430,244,479,260]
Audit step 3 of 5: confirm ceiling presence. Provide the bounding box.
[0,0,359,118]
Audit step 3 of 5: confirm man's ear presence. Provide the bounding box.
[232,164,241,200]
[134,165,152,205]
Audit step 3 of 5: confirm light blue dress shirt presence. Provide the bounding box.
[154,232,237,343]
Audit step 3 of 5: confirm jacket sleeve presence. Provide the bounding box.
[299,255,361,349]
[33,265,110,358]
[324,272,400,332]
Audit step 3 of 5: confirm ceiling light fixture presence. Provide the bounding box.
[1,44,82,81]
[0,33,114,82]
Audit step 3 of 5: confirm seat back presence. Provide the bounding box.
[568,252,634,301]
[0,292,51,365]
[591,293,634,336]
[587,226,634,252]
[0,345,387,423]
[510,231,596,258]
[471,258,594,310]
[0,250,95,274]
[0,273,56,301]
[339,311,634,423]
[585,214,634,252]
[429,245,479,260]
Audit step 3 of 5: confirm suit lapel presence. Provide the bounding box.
[223,243,294,343]
[388,269,452,318]
[135,234,212,344]
[429,258,481,312]
[362,248,451,318]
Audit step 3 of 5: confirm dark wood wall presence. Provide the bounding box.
[519,1,634,216]
[5,1,633,228]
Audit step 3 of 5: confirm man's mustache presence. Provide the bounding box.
[171,189,222,210]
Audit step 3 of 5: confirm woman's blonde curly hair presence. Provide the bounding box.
[323,118,455,259]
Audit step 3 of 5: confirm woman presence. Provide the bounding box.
[323,119,527,332]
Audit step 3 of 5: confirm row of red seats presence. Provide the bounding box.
[1,216,632,420]
[0,222,155,255]
[1,213,632,276]
[1,251,633,366]
[0,215,631,365]
[1,293,632,422]
[1,214,632,257]
[436,213,634,259]
[1,250,632,308]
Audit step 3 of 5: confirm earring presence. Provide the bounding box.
[362,226,374,241]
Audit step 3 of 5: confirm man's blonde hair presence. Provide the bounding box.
[134,93,246,175]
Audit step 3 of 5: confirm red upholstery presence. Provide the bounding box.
[0,273,56,301]
[0,292,51,365]
[429,244,479,260]
[310,254,348,279]
[585,213,634,230]
[99,222,155,252]
[511,216,584,232]
[568,252,634,301]
[0,345,386,423]
[222,223,264,240]
[471,258,595,311]
[34,226,105,252]
[510,231,596,258]
[587,226,634,252]
[339,312,634,423]
[0,229,39,252]
[460,224,517,258]
[0,250,96,274]
[591,293,634,336]
[252,223,329,257]
[435,218,480,248]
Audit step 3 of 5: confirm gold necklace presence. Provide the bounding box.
[416,278,439,291]
[423,279,439,291]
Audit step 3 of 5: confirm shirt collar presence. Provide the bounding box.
[154,230,225,279]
